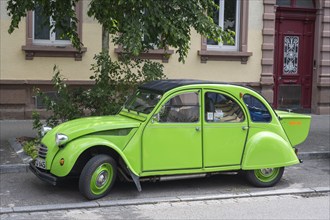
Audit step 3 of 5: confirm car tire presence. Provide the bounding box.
[245,167,284,187]
[79,154,117,200]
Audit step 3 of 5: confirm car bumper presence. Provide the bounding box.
[29,160,58,186]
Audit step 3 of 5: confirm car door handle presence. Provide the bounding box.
[242,126,249,131]
[195,127,201,132]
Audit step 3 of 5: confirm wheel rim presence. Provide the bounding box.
[90,163,113,195]
[254,168,280,183]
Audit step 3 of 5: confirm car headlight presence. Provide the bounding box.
[55,133,68,146]
[41,126,52,136]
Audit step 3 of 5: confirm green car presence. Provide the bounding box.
[30,80,311,200]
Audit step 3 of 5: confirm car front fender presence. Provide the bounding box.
[50,136,138,177]
[241,131,299,170]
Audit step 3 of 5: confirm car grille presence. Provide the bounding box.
[37,144,48,159]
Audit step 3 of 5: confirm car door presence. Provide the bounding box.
[203,90,248,167]
[142,90,202,171]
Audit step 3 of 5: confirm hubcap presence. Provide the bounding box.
[254,168,280,183]
[96,171,108,187]
[90,163,113,195]
[260,168,274,176]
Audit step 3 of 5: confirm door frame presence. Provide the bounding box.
[141,89,203,172]
[273,7,316,111]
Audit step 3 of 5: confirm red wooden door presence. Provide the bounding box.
[274,8,316,111]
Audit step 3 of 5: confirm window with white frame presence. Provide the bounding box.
[207,0,240,51]
[22,1,86,61]
[33,5,71,46]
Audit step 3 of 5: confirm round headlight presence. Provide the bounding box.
[55,133,68,146]
[41,126,52,136]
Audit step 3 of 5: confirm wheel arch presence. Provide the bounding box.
[241,131,299,170]
[70,145,121,176]
[50,137,138,177]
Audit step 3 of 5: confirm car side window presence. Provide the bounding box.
[159,92,199,123]
[243,94,271,122]
[205,92,245,123]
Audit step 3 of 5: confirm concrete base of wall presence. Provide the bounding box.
[1,80,328,119]
[0,80,93,119]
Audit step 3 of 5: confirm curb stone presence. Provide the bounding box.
[1,187,329,214]
[298,151,330,160]
[177,193,251,202]
[312,187,330,193]
[0,138,32,174]
[97,197,181,207]
[12,202,99,213]
[0,164,29,174]
[8,138,32,164]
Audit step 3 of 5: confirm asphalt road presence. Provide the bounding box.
[0,158,329,209]
[1,193,329,219]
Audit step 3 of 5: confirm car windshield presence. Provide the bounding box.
[124,90,162,114]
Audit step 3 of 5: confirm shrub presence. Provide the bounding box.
[33,53,166,135]
[22,139,38,159]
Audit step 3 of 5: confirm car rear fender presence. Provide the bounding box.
[50,137,138,177]
[241,131,299,170]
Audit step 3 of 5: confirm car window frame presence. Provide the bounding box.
[242,93,273,123]
[203,89,247,124]
[153,89,201,124]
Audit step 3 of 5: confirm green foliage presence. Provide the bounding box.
[33,53,166,130]
[89,0,234,62]
[7,0,234,62]
[23,139,38,159]
[85,53,165,115]
[34,65,85,128]
[32,111,43,139]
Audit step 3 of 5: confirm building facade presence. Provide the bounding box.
[0,0,329,119]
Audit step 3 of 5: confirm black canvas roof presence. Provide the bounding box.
[138,79,228,94]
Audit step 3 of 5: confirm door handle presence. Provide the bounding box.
[195,127,201,132]
[242,126,249,131]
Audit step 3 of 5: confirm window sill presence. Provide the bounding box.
[22,45,87,61]
[115,48,174,63]
[198,50,253,64]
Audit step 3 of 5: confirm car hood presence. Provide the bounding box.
[42,115,141,144]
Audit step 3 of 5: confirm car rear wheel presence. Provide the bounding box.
[245,167,284,187]
[79,154,117,200]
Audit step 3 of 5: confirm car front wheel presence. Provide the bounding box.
[245,167,284,187]
[79,154,117,200]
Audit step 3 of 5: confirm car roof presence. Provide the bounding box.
[139,79,230,94]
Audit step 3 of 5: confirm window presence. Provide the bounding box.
[243,94,271,122]
[125,90,162,114]
[276,0,315,8]
[35,91,58,109]
[159,92,199,123]
[198,0,252,64]
[207,0,240,51]
[22,1,86,60]
[33,5,70,46]
[205,92,245,122]
[276,0,291,6]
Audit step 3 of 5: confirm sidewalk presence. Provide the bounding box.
[0,115,329,171]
